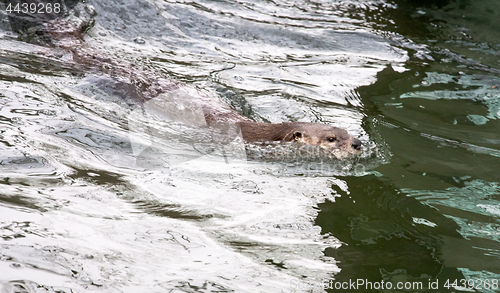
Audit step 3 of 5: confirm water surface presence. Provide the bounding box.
[0,0,499,292]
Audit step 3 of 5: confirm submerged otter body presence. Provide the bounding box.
[7,0,362,158]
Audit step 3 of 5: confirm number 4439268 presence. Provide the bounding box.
[6,2,61,14]
[444,279,498,290]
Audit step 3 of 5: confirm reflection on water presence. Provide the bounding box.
[0,0,500,292]
[317,175,466,292]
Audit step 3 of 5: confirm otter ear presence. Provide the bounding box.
[293,131,302,141]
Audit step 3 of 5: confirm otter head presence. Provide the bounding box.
[282,123,362,159]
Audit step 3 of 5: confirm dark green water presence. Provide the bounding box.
[318,1,500,291]
[0,0,499,292]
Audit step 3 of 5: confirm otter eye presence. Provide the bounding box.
[328,137,335,142]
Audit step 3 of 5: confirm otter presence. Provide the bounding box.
[6,0,362,159]
[237,122,362,155]
[201,99,362,158]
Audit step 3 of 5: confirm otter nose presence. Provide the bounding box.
[352,138,362,150]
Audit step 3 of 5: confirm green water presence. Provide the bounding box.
[318,1,500,291]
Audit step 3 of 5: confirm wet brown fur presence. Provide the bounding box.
[202,100,362,158]
[236,121,362,158]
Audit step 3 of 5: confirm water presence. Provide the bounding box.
[0,0,499,292]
